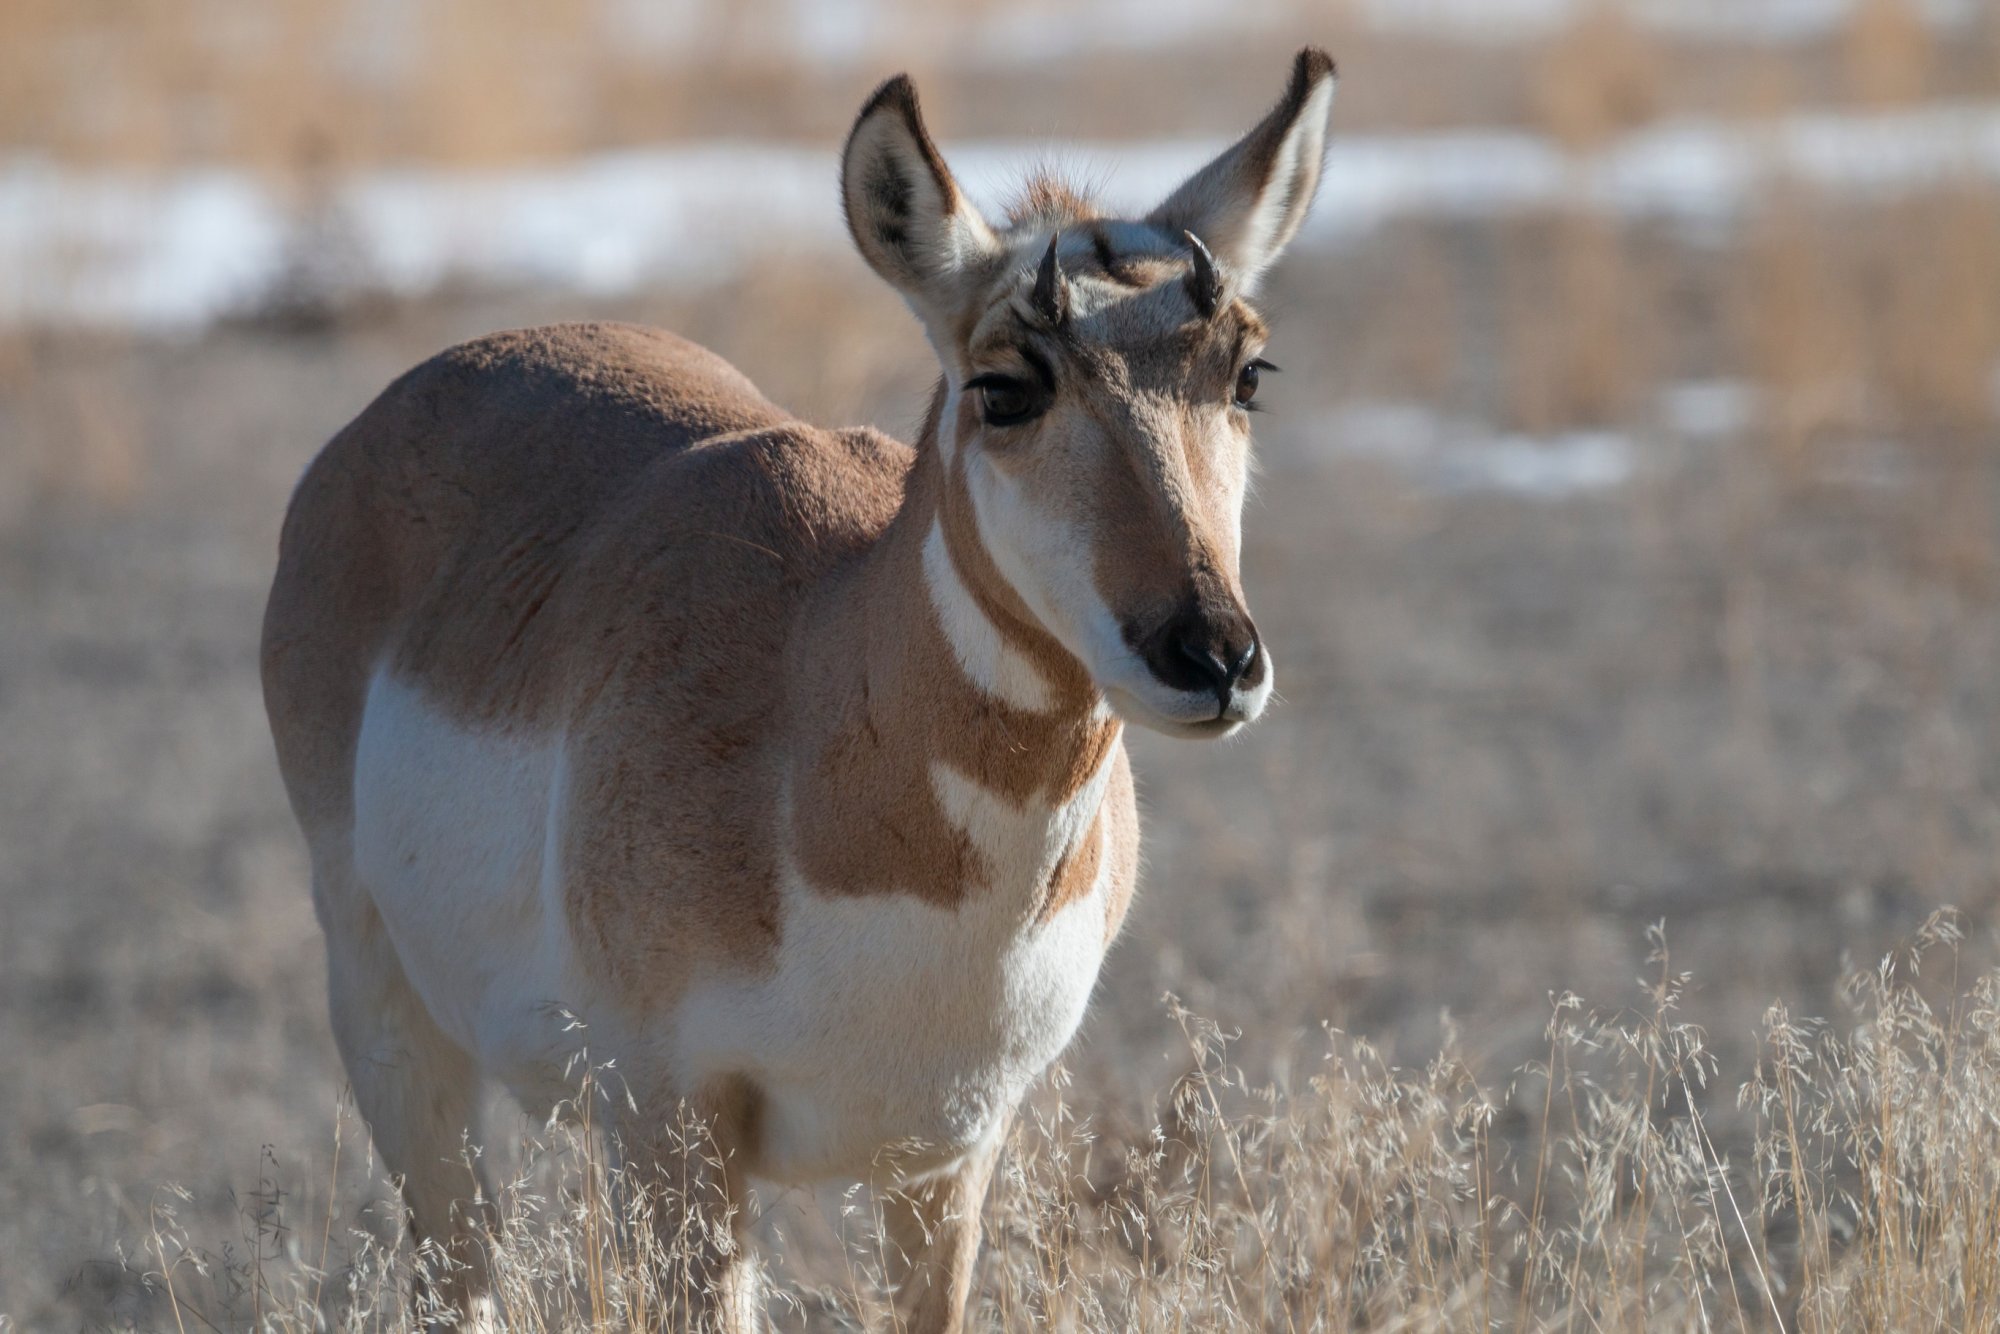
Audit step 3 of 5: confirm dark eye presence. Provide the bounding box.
[1235,358,1277,408]
[968,374,1044,427]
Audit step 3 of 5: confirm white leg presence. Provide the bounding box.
[315,853,496,1326]
[880,1126,1007,1334]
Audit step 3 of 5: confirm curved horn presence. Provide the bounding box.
[1184,230,1223,319]
[1032,230,1070,327]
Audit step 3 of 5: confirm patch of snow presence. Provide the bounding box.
[1307,380,1792,497]
[1325,401,1457,465]
[1446,432,1637,498]
[1311,401,1637,499]
[0,162,288,328]
[1355,0,1579,39]
[786,0,885,68]
[1658,380,1759,440]
[10,102,2000,330]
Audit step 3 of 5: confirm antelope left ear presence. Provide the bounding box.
[1147,48,1337,292]
[841,74,1000,323]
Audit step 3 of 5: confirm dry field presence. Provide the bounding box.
[6,1,2000,1329]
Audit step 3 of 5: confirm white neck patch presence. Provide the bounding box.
[922,519,1056,712]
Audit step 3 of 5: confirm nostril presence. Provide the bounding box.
[1174,636,1231,698]
[1223,639,1257,689]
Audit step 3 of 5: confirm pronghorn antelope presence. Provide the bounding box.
[261,48,1336,1331]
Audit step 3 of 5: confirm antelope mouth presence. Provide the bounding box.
[1099,674,1268,741]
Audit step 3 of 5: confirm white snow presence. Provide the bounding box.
[1658,380,1759,441]
[7,101,2000,331]
[1446,432,1638,498]
[1302,379,1786,499]
[1309,401,1638,500]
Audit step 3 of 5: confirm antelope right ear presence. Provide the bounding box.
[841,75,999,318]
[1147,48,1337,294]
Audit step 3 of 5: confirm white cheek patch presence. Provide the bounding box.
[955,404,1270,736]
[962,452,1099,666]
[963,439,1231,732]
[922,519,1055,712]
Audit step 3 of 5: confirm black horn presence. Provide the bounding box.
[1033,230,1069,327]
[1184,230,1222,319]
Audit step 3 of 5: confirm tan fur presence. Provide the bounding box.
[265,324,1133,1001]
[262,49,1335,1332]
[881,1124,1011,1330]
[1008,172,1100,228]
[1100,748,1141,937]
[787,435,1121,907]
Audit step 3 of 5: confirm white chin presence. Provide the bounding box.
[1102,683,1243,740]
[1097,659,1274,739]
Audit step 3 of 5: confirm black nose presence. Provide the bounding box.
[1177,636,1257,701]
[1134,599,1263,715]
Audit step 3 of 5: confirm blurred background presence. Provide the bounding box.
[5,0,2000,1324]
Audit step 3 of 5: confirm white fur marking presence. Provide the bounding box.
[962,450,1096,665]
[674,776,1111,1183]
[353,668,1122,1187]
[930,754,1111,911]
[923,519,1055,712]
[351,670,609,1108]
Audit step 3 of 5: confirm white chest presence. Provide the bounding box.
[674,759,1119,1183]
[682,870,1109,1182]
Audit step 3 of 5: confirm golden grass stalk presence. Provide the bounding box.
[106,911,2000,1332]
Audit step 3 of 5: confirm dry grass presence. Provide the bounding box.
[1531,3,1662,151]
[107,914,2000,1331]
[7,225,1999,1319]
[1844,0,1934,109]
[10,4,2000,1331]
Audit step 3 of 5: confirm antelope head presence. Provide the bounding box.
[841,49,1337,738]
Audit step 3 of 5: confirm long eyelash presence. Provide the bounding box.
[1250,358,1281,373]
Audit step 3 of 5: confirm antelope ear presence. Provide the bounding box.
[841,75,999,317]
[1146,48,1337,292]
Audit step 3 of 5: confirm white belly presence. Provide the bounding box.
[350,670,594,1101]
[350,668,1116,1182]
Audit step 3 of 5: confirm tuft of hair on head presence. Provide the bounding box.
[1007,170,1099,229]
